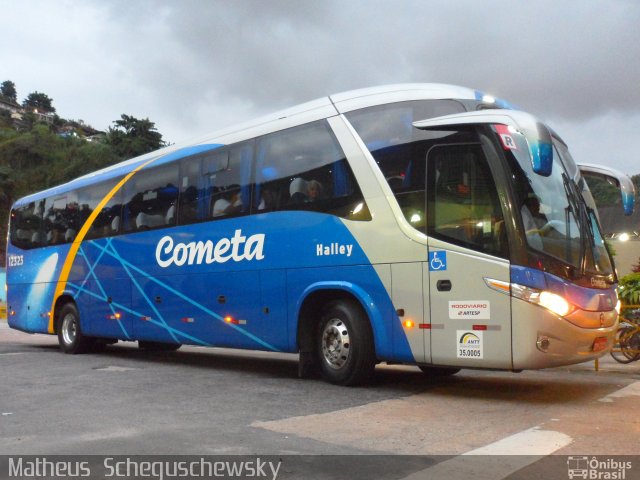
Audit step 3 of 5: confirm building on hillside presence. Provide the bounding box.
[0,96,22,115]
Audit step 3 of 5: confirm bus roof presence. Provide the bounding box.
[13,83,497,206]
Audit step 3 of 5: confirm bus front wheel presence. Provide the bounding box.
[316,300,375,386]
[57,303,92,354]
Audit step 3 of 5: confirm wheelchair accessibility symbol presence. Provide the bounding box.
[429,251,447,271]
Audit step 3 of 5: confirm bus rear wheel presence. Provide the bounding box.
[57,303,93,354]
[316,300,375,386]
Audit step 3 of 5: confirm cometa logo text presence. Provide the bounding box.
[156,230,265,268]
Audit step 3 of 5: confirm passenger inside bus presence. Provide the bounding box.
[521,194,548,231]
[289,178,324,204]
[307,180,323,201]
[257,188,276,211]
[212,187,243,217]
[521,193,547,249]
[289,177,308,203]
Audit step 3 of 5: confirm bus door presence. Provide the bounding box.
[425,142,513,369]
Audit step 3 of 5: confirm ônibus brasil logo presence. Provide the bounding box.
[156,229,265,268]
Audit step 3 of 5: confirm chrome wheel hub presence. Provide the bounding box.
[321,318,350,369]
[61,313,77,345]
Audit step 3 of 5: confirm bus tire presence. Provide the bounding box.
[419,365,460,377]
[138,341,181,352]
[316,300,375,386]
[57,303,92,354]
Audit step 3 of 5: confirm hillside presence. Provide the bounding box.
[0,81,166,264]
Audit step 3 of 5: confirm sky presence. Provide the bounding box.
[2,0,639,175]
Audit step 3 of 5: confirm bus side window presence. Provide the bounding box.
[123,164,179,232]
[204,143,252,221]
[10,202,44,250]
[255,120,369,220]
[178,154,204,225]
[78,181,123,240]
[427,143,507,258]
[43,194,78,245]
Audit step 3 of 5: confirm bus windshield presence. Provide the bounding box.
[554,139,613,276]
[507,130,614,276]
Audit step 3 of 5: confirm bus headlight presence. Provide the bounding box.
[538,291,572,317]
[512,284,574,317]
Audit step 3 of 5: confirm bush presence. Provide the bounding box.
[618,272,640,306]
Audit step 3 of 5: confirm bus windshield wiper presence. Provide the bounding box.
[561,173,591,275]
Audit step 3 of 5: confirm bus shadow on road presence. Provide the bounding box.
[24,341,623,402]
[379,367,620,405]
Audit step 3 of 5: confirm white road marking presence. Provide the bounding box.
[94,365,137,372]
[598,381,640,403]
[464,426,572,455]
[401,426,573,480]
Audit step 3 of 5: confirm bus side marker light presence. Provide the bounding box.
[224,316,246,325]
[484,278,510,294]
[140,316,151,321]
[403,320,415,329]
[107,313,122,321]
[181,317,195,323]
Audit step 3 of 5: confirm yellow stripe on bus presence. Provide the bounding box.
[48,157,158,333]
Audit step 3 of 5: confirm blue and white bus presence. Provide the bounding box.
[6,84,635,385]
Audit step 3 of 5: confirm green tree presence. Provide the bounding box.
[22,91,56,114]
[0,165,16,265]
[0,110,11,128]
[584,176,621,207]
[106,114,165,159]
[1,80,17,102]
[0,122,122,260]
[0,101,168,261]
[0,165,15,204]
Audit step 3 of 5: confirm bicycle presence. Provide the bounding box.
[610,306,640,364]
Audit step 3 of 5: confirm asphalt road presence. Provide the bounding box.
[1,320,639,479]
